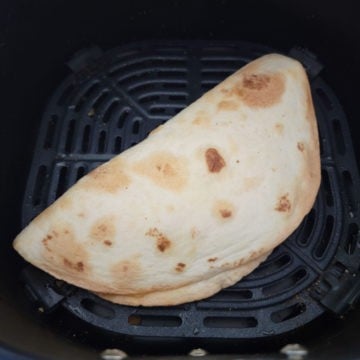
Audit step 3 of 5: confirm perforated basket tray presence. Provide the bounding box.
[21,41,360,341]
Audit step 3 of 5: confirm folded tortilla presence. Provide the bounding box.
[13,53,320,306]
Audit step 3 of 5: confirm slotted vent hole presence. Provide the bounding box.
[132,119,141,134]
[149,106,166,114]
[317,125,325,156]
[201,69,236,77]
[262,268,307,296]
[113,136,122,153]
[168,93,187,101]
[81,125,91,153]
[32,165,47,206]
[162,81,187,89]
[56,166,68,198]
[319,137,324,156]
[345,223,360,255]
[297,209,316,246]
[321,170,334,207]
[209,289,253,302]
[314,215,334,258]
[128,315,181,327]
[250,254,292,277]
[332,119,346,155]
[65,119,76,152]
[271,303,306,323]
[204,316,257,329]
[343,170,358,212]
[316,88,333,110]
[157,70,187,78]
[43,115,57,149]
[76,166,86,181]
[97,131,107,153]
[81,298,115,319]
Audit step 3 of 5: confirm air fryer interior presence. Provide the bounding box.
[2,1,360,359]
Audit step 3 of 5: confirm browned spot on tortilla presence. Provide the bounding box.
[213,200,234,220]
[83,159,130,193]
[243,176,263,191]
[219,209,232,218]
[90,216,116,243]
[208,257,218,262]
[103,240,113,246]
[205,148,226,173]
[42,234,52,250]
[236,73,285,108]
[192,116,210,126]
[297,142,305,152]
[133,152,188,192]
[217,100,239,111]
[146,228,171,252]
[42,223,90,276]
[63,258,84,272]
[220,254,256,269]
[175,262,186,272]
[275,193,291,212]
[77,212,85,218]
[271,167,277,172]
[243,74,271,90]
[275,123,284,135]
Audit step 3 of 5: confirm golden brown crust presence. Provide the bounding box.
[97,253,269,306]
[217,100,239,111]
[236,73,285,108]
[132,152,188,192]
[82,159,130,193]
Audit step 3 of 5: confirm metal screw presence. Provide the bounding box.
[280,344,308,360]
[100,349,128,360]
[189,348,208,357]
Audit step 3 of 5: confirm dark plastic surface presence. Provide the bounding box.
[19,41,360,342]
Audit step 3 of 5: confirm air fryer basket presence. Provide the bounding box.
[2,1,360,359]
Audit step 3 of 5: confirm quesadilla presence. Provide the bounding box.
[13,53,320,306]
